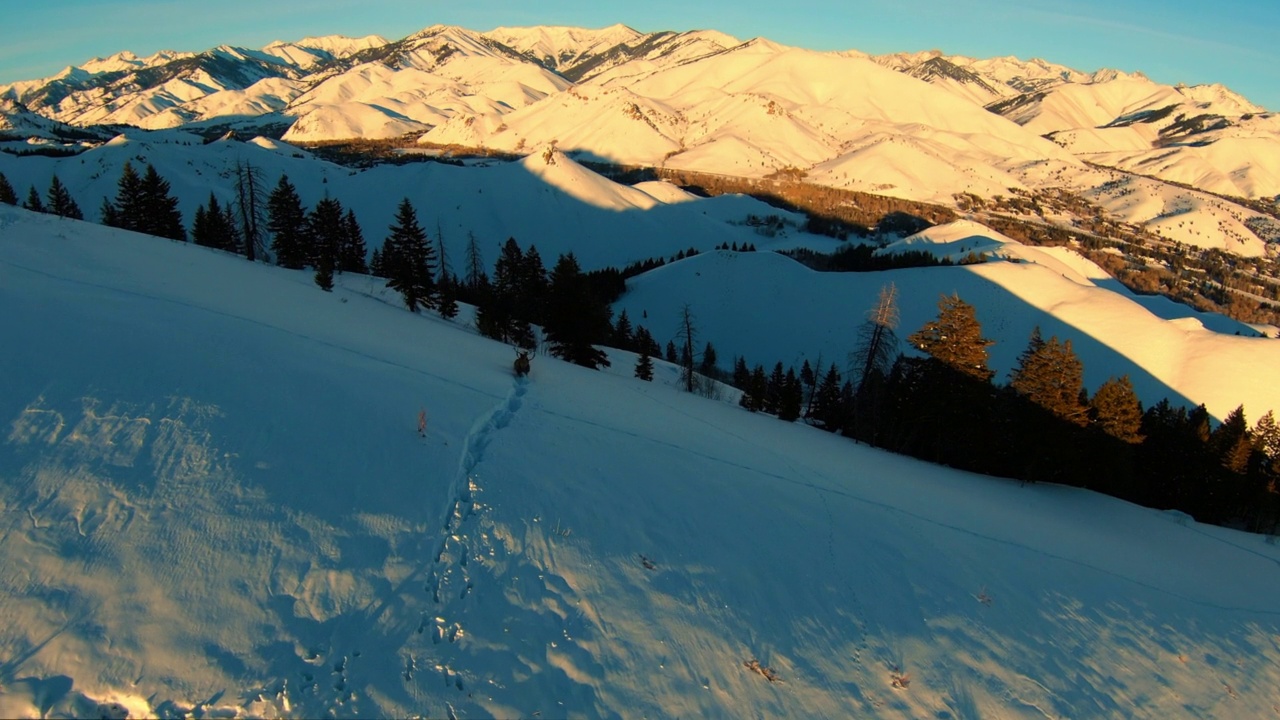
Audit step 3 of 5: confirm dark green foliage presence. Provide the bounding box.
[46,175,82,219]
[24,185,45,213]
[633,325,660,358]
[613,309,634,350]
[191,193,240,252]
[0,172,16,205]
[383,198,436,313]
[778,367,803,422]
[476,238,533,347]
[544,252,611,369]
[665,341,678,364]
[103,163,184,240]
[436,273,459,320]
[105,162,142,228]
[139,164,185,241]
[308,196,344,282]
[635,350,654,381]
[267,175,309,269]
[340,209,368,274]
[699,342,718,378]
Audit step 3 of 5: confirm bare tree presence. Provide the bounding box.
[233,160,268,262]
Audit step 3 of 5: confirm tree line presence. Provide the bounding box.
[702,285,1280,534]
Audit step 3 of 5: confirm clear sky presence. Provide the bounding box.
[3,0,1278,110]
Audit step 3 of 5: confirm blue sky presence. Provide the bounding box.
[3,0,1278,109]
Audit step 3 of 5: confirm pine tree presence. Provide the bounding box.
[436,273,459,320]
[1010,330,1088,426]
[908,293,994,382]
[268,175,310,269]
[46,175,82,219]
[1253,411,1280,472]
[750,364,769,414]
[139,164,185,241]
[107,161,143,230]
[1211,405,1253,475]
[477,238,532,346]
[0,171,16,205]
[339,209,368,273]
[308,196,344,282]
[384,198,435,312]
[665,341,678,364]
[635,350,655,381]
[613,309,634,350]
[811,364,844,431]
[544,252,611,369]
[699,341,718,378]
[1090,375,1144,443]
[766,362,786,415]
[24,185,46,213]
[779,367,803,422]
[518,244,548,327]
[192,193,239,251]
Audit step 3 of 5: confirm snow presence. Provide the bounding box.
[3,204,1280,719]
[617,226,1280,422]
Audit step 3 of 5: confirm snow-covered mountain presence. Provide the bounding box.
[5,23,1280,210]
[3,204,1280,718]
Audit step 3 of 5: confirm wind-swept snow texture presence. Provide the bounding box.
[3,206,1280,719]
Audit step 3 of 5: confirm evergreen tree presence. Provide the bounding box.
[477,238,532,346]
[384,198,435,312]
[369,247,385,278]
[0,171,16,205]
[99,196,119,226]
[800,358,817,417]
[1253,411,1280,473]
[517,245,549,326]
[139,164,185,241]
[634,325,660,358]
[811,364,844,431]
[46,175,82,219]
[339,209,368,274]
[779,367,803,421]
[1090,375,1144,443]
[107,161,144,230]
[1009,330,1088,426]
[635,350,655,381]
[192,193,239,251]
[908,293,994,382]
[699,341,719,378]
[766,362,786,415]
[614,309,634,350]
[267,175,310,269]
[1211,405,1253,475]
[436,273,460,320]
[665,341,678,364]
[544,252,611,369]
[23,185,45,213]
[749,365,769,415]
[308,196,344,281]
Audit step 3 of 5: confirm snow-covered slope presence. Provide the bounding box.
[2,205,1280,719]
[618,222,1280,421]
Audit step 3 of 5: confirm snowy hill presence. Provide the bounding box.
[3,205,1280,719]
